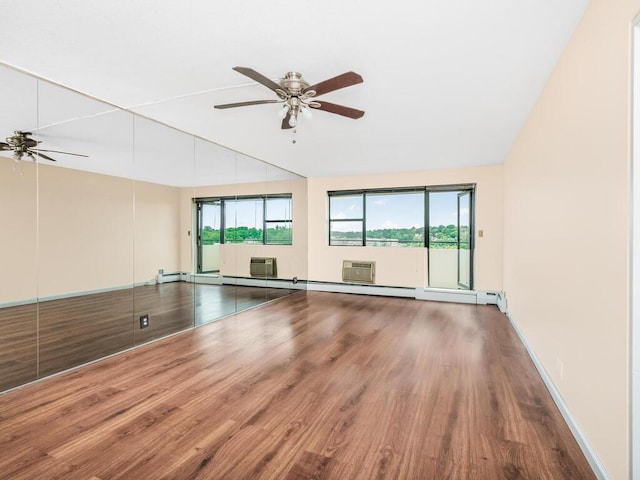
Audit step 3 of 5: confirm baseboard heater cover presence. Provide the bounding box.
[222,276,306,290]
[307,281,413,298]
[157,271,189,284]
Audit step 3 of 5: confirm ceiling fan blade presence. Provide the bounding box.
[304,71,363,97]
[32,151,57,162]
[312,101,365,119]
[0,142,12,151]
[281,113,294,130]
[32,149,88,158]
[214,99,280,109]
[232,67,282,93]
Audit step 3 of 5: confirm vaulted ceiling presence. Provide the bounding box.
[0,0,589,182]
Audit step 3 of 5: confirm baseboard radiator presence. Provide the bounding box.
[156,271,188,284]
[250,257,277,278]
[342,260,375,284]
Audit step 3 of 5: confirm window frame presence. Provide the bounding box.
[328,184,476,248]
[328,187,427,247]
[194,194,293,246]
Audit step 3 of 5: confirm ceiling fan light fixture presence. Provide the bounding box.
[214,67,365,130]
[277,104,290,119]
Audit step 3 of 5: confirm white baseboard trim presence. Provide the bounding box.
[36,284,135,304]
[415,288,477,304]
[222,276,307,290]
[307,281,415,298]
[191,274,224,285]
[505,311,610,480]
[0,297,37,308]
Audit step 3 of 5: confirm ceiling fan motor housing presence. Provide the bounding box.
[281,72,310,94]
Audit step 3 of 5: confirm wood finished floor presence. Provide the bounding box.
[0,291,595,479]
[0,283,296,392]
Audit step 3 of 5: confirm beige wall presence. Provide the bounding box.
[0,160,182,302]
[180,178,309,280]
[307,166,503,290]
[134,180,181,284]
[502,0,637,477]
[37,165,135,298]
[0,158,37,303]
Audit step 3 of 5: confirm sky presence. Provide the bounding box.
[199,191,470,231]
[330,191,469,231]
[201,198,291,229]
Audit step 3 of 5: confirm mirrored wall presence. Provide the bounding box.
[0,64,306,393]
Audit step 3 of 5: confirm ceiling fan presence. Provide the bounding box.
[0,131,88,162]
[214,67,365,129]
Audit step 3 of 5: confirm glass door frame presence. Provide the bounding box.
[195,199,222,274]
[457,190,473,289]
[425,184,475,290]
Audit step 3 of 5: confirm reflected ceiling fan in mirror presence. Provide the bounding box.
[0,130,88,162]
[214,67,365,129]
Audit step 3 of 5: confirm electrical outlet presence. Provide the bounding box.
[139,314,150,329]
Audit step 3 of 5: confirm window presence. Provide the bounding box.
[224,198,264,244]
[329,195,364,246]
[195,194,292,246]
[366,192,424,246]
[265,196,292,245]
[329,189,424,247]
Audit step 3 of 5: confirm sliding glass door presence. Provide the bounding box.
[427,186,474,290]
[196,200,221,274]
[457,191,472,289]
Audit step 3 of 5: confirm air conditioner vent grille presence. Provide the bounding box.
[250,257,277,278]
[342,260,375,284]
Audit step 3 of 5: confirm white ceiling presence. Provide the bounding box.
[0,0,589,183]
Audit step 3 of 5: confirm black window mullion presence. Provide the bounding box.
[362,192,367,246]
[425,191,429,249]
[220,199,226,244]
[262,197,267,244]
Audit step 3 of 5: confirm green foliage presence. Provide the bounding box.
[201,225,292,245]
[201,226,220,245]
[330,224,470,249]
[266,225,292,245]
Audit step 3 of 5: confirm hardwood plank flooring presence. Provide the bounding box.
[0,283,297,392]
[0,291,595,479]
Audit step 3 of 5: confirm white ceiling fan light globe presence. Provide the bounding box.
[302,106,312,119]
[277,104,289,119]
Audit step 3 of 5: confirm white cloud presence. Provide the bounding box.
[333,212,347,219]
[372,199,386,206]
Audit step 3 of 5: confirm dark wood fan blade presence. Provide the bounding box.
[214,99,280,109]
[0,142,12,150]
[304,71,363,97]
[313,101,365,119]
[281,113,294,130]
[33,149,88,158]
[233,67,282,93]
[33,151,57,162]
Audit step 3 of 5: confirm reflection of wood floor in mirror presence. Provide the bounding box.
[0,291,595,479]
[0,283,297,392]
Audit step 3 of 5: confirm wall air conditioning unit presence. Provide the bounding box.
[342,260,375,284]
[250,257,277,278]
